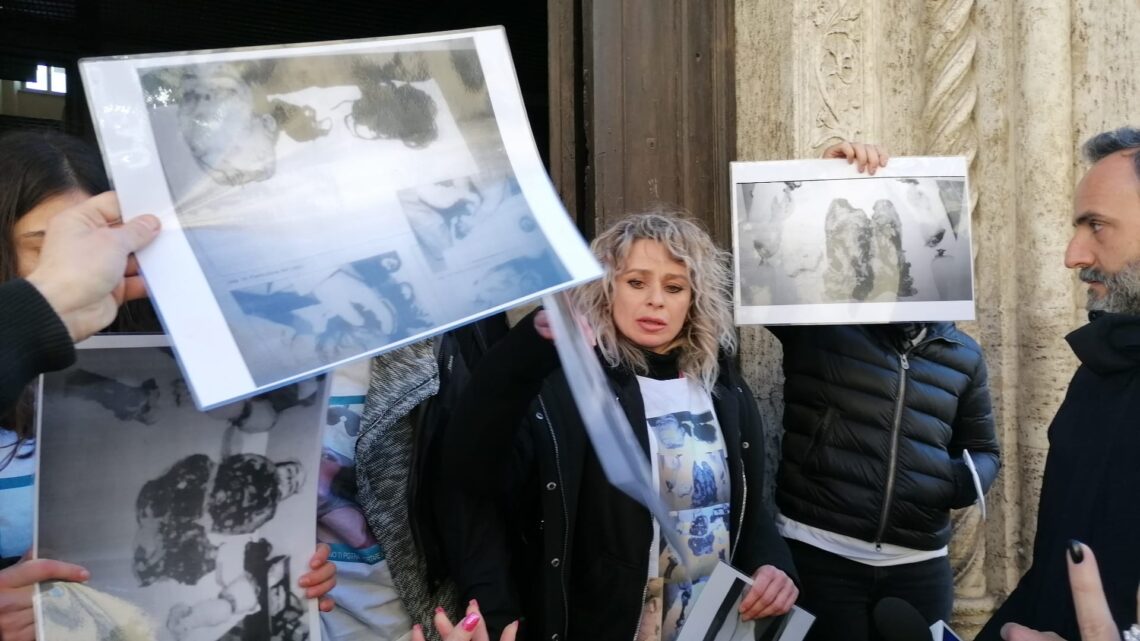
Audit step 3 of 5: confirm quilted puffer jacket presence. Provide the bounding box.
[770,323,1000,550]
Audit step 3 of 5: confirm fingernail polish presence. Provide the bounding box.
[460,613,481,632]
[435,606,445,614]
[1068,539,1085,563]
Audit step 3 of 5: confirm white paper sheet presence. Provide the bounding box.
[81,27,601,409]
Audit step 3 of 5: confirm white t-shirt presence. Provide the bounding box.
[638,375,732,641]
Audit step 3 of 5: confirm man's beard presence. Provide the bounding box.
[1079,261,1140,314]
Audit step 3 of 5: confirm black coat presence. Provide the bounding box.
[772,323,1000,550]
[977,313,1140,641]
[439,316,796,641]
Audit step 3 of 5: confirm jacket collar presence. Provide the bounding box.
[1066,311,1140,375]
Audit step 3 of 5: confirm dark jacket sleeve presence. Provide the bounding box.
[733,373,798,584]
[437,310,560,634]
[0,279,75,411]
[440,310,559,492]
[946,349,1001,508]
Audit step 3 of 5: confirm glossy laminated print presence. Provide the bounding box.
[81,28,601,408]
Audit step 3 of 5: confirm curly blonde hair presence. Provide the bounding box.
[575,208,737,390]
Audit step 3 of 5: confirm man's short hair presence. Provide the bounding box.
[1082,127,1140,179]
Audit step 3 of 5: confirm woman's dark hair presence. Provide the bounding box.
[0,131,159,460]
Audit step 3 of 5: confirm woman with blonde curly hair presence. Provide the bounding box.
[438,209,797,641]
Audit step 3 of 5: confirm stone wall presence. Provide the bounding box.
[734,0,1140,635]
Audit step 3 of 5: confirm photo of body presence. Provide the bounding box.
[35,337,325,641]
[732,157,973,324]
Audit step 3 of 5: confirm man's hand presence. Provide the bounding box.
[1000,541,1134,641]
[24,192,160,343]
[0,558,90,641]
[740,565,798,621]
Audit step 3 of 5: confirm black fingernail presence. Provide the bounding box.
[1068,539,1084,564]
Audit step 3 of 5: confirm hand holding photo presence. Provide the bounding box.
[676,562,815,641]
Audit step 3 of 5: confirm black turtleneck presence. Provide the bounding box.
[642,349,681,380]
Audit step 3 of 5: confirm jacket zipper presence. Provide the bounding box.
[631,538,654,641]
[731,384,749,562]
[872,332,966,548]
[731,454,747,561]
[874,352,909,549]
[539,396,570,641]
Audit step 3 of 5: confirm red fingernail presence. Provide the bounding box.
[435,606,445,614]
[461,613,481,631]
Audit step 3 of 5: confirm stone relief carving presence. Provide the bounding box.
[811,0,865,151]
[923,0,979,219]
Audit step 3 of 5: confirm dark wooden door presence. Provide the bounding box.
[548,0,735,246]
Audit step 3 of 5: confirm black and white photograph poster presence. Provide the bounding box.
[675,562,815,641]
[731,157,973,325]
[80,27,601,409]
[34,335,326,641]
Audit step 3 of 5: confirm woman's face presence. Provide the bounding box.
[611,239,692,354]
[12,189,90,277]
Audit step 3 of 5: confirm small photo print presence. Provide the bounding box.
[35,336,324,641]
[649,410,723,450]
[732,157,973,324]
[657,452,731,511]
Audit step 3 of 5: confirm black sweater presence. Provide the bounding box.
[439,314,796,641]
[0,279,75,411]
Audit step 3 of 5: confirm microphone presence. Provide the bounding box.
[872,597,934,641]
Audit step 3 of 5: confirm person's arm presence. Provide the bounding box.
[732,375,799,620]
[0,280,76,409]
[439,309,559,493]
[437,309,559,636]
[947,351,1001,508]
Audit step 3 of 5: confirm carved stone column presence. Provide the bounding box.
[919,0,994,634]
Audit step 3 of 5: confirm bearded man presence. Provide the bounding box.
[979,127,1140,641]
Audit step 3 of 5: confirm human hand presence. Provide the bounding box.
[298,543,336,612]
[822,141,890,175]
[534,310,596,346]
[740,565,798,621]
[24,192,160,343]
[412,600,519,641]
[0,558,91,641]
[1000,541,1135,641]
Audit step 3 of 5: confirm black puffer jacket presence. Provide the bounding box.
[771,323,1000,550]
[439,314,796,641]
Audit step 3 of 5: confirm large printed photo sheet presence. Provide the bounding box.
[731,157,974,325]
[34,335,326,641]
[82,27,601,409]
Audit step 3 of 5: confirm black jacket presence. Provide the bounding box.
[772,323,1000,550]
[977,313,1140,641]
[439,315,796,641]
[0,279,75,411]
